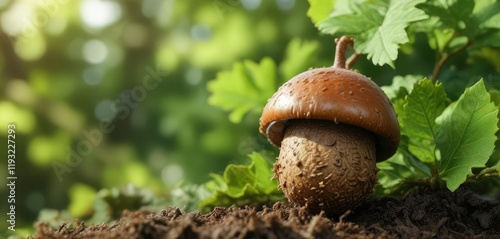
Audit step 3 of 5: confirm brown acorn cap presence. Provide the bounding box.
[259,66,400,162]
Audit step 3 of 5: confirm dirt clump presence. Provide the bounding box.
[35,202,384,239]
[351,187,500,238]
[34,187,500,239]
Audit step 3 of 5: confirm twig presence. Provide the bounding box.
[431,38,472,83]
[346,53,361,70]
[333,36,360,69]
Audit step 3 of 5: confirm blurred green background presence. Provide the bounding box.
[0,0,499,234]
[0,0,327,232]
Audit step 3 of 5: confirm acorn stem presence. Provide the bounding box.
[333,36,359,69]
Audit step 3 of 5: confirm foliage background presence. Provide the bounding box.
[0,0,499,236]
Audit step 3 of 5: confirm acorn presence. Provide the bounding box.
[259,36,400,216]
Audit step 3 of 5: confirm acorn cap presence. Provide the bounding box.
[259,67,400,162]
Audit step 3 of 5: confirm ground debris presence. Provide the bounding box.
[34,202,388,239]
[34,187,499,239]
[350,187,500,239]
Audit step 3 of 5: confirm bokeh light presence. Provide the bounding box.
[83,66,104,86]
[277,0,296,11]
[80,0,121,29]
[94,100,116,121]
[82,39,109,64]
[161,164,184,185]
[190,24,212,41]
[241,0,261,10]
[1,2,32,36]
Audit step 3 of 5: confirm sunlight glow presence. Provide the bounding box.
[80,0,121,29]
[1,2,32,36]
[46,17,67,36]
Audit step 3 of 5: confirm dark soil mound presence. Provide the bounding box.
[351,187,500,238]
[34,187,500,239]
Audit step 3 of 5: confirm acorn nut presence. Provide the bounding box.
[259,36,400,216]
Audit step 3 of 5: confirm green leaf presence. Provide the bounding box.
[279,38,320,81]
[225,163,259,197]
[418,0,500,40]
[376,152,410,195]
[487,89,500,167]
[375,136,431,196]
[253,152,280,194]
[474,30,500,48]
[307,0,335,26]
[318,0,428,67]
[199,152,284,210]
[208,39,322,123]
[430,29,456,51]
[402,79,449,163]
[381,74,422,100]
[207,58,278,123]
[417,0,476,36]
[169,183,211,212]
[436,80,499,191]
[474,0,500,29]
[381,75,423,129]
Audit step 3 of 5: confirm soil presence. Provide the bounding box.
[34,187,500,239]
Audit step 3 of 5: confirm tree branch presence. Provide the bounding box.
[431,39,472,83]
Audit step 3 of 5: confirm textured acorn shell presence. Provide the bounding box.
[274,119,378,216]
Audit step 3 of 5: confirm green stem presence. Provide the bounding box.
[465,167,500,183]
[429,166,441,189]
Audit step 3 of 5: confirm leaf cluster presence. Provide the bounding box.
[309,0,500,70]
[199,152,285,210]
[201,0,500,207]
[377,78,499,195]
[167,151,285,212]
[303,0,500,196]
[193,38,326,210]
[207,38,320,123]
